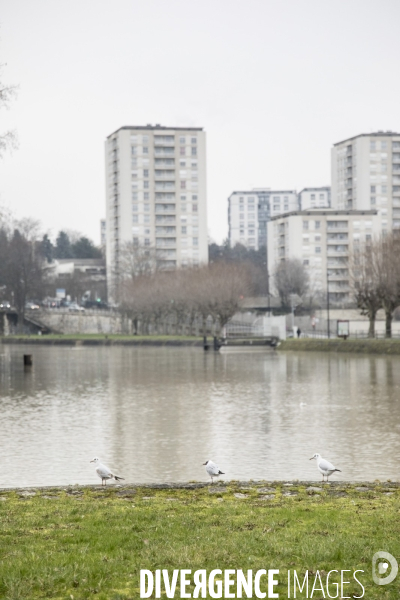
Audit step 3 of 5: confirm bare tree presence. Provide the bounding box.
[274,258,309,306]
[350,239,382,338]
[0,64,18,158]
[376,233,400,338]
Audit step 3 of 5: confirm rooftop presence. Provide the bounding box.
[270,209,378,221]
[334,131,400,146]
[299,187,330,193]
[107,125,203,138]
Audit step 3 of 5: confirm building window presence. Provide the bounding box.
[191,137,197,144]
[192,195,198,200]
[180,147,185,156]
[180,160,186,167]
[133,237,139,246]
[132,204,138,212]
[132,192,138,201]
[181,203,186,212]
[132,215,138,223]
[144,181,149,189]
[315,221,321,229]
[315,246,321,253]
[303,220,309,230]
[181,181,186,189]
[144,215,150,223]
[192,203,198,212]
[381,185,387,193]
[370,141,376,151]
[143,169,149,178]
[143,147,149,154]
[131,146,137,155]
[371,196,376,205]
[311,194,316,200]
[180,195,187,201]
[144,192,149,200]
[181,226,187,234]
[191,147,197,156]
[179,137,185,144]
[303,260,309,266]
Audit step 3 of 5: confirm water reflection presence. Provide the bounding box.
[0,345,399,487]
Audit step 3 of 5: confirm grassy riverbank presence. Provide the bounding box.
[1,482,399,599]
[279,337,400,354]
[0,334,203,346]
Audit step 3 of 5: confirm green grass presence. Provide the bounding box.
[1,482,399,599]
[0,334,203,345]
[279,338,400,354]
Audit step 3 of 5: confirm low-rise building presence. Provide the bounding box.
[267,209,380,305]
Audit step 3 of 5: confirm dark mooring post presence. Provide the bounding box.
[23,354,33,367]
[203,335,209,351]
[213,336,219,351]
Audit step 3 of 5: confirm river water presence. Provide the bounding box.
[0,344,399,487]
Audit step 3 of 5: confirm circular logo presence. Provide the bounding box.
[372,552,398,585]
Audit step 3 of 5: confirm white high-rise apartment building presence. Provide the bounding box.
[298,187,331,210]
[105,125,208,290]
[228,189,298,250]
[267,209,380,305]
[331,131,400,232]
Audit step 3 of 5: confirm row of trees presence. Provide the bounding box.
[0,214,105,329]
[118,261,253,336]
[352,232,400,338]
[42,231,103,261]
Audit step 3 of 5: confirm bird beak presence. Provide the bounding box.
[90,460,94,463]
[202,462,207,465]
[309,457,315,460]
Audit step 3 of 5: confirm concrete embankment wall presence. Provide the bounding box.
[279,338,400,355]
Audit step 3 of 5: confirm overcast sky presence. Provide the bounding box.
[1,0,400,245]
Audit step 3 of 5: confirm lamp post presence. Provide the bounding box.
[327,272,331,339]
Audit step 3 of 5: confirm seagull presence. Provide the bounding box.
[203,459,225,484]
[90,457,125,486]
[309,453,341,482]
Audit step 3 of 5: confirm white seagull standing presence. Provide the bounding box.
[310,453,341,482]
[90,457,125,486]
[203,459,225,484]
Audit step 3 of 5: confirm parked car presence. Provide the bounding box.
[83,300,109,310]
[0,300,11,309]
[25,302,40,310]
[68,303,85,312]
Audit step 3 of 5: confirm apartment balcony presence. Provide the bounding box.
[327,223,348,231]
[393,164,400,172]
[155,204,176,214]
[327,246,349,256]
[392,208,400,219]
[154,171,176,180]
[155,238,177,248]
[155,182,175,191]
[392,154,400,163]
[155,215,176,224]
[154,136,175,145]
[155,226,176,235]
[327,272,349,280]
[327,234,348,242]
[154,147,175,156]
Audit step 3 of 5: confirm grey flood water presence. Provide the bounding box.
[1,344,400,487]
